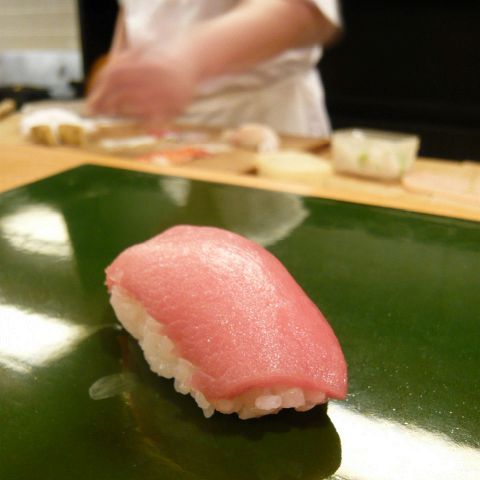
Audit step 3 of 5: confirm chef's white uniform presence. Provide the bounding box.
[120,0,341,136]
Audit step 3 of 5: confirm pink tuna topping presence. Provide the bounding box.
[106,225,347,401]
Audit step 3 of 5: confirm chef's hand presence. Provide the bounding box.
[87,46,198,125]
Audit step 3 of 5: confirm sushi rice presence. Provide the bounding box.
[110,286,328,419]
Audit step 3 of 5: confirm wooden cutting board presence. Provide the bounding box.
[0,112,329,175]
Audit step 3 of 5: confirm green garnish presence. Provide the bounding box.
[358,153,369,167]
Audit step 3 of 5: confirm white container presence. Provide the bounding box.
[332,129,420,180]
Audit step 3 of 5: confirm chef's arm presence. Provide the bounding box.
[110,9,127,56]
[172,0,341,82]
[88,1,341,120]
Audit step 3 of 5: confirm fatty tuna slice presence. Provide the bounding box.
[106,225,347,409]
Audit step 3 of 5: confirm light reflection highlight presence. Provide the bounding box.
[215,189,309,247]
[0,205,72,257]
[329,403,480,480]
[160,177,191,207]
[0,305,87,373]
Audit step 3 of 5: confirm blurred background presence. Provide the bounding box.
[0,0,478,160]
[0,0,82,100]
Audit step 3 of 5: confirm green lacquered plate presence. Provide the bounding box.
[0,165,479,480]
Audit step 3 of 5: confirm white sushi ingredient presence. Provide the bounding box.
[332,129,420,180]
[402,168,480,206]
[21,108,95,144]
[280,388,306,408]
[98,135,158,150]
[110,286,329,419]
[222,123,280,152]
[255,395,282,410]
[256,150,332,186]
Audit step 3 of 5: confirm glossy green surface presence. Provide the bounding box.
[0,165,479,480]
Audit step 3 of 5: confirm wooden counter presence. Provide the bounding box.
[1,111,479,222]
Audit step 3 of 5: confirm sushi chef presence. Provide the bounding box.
[87,0,341,137]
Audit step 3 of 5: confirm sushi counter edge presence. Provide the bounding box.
[0,120,479,223]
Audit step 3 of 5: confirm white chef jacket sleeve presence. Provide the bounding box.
[304,0,342,28]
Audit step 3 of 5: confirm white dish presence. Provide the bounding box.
[332,129,420,180]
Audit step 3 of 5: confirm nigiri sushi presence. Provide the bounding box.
[222,123,280,153]
[106,226,347,419]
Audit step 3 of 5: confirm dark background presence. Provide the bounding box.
[319,0,480,160]
[78,0,480,160]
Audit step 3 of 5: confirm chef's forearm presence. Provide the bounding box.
[172,0,339,82]
[110,8,127,56]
